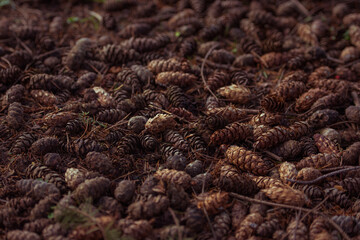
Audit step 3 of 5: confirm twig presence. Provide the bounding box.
[66,206,109,240]
[113,170,137,181]
[0,62,8,69]
[328,120,359,128]
[33,47,68,61]
[1,57,12,67]
[351,91,360,106]
[300,196,329,222]
[251,51,268,68]
[343,58,360,68]
[244,109,262,115]
[79,116,91,140]
[196,56,243,71]
[15,36,32,56]
[104,118,129,131]
[319,165,354,173]
[168,207,180,226]
[280,112,299,117]
[148,104,190,123]
[86,62,102,75]
[202,205,217,239]
[298,106,317,118]
[230,192,312,213]
[201,44,220,100]
[290,0,311,17]
[218,108,260,114]
[230,192,351,240]
[326,54,344,64]
[352,84,360,92]
[168,208,182,240]
[276,67,286,83]
[104,117,129,132]
[202,162,213,194]
[263,150,283,162]
[89,10,103,22]
[285,102,295,115]
[287,216,301,240]
[325,216,351,240]
[286,166,360,185]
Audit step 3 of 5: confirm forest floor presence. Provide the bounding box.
[1,0,360,239]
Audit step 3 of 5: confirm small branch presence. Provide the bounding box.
[263,150,283,162]
[202,162,214,194]
[85,62,102,75]
[103,113,130,131]
[89,10,103,23]
[286,166,360,185]
[201,44,220,101]
[325,216,351,240]
[195,56,242,71]
[351,91,360,107]
[328,120,359,128]
[280,112,300,117]
[351,84,360,92]
[168,208,182,240]
[251,50,268,68]
[230,192,351,240]
[148,104,190,123]
[239,108,260,114]
[1,57,12,67]
[300,196,329,222]
[0,62,8,69]
[229,192,312,213]
[168,208,180,226]
[290,0,311,17]
[343,59,360,68]
[33,47,68,61]
[326,54,344,64]
[15,36,32,56]
[202,205,217,239]
[64,205,108,239]
[319,165,354,173]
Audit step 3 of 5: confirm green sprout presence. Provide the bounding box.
[54,202,122,240]
[80,111,90,120]
[47,212,54,219]
[80,15,100,30]
[175,31,181,38]
[80,112,93,126]
[304,16,313,23]
[66,16,80,24]
[0,0,11,7]
[262,70,268,79]
[343,30,350,41]
[80,111,107,128]
[66,12,101,30]
[224,25,230,36]
[96,121,107,128]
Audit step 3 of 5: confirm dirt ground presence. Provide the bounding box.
[1,0,360,239]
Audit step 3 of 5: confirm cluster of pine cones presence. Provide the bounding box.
[1,0,360,239]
